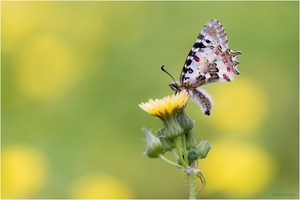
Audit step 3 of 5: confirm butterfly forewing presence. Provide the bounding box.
[199,20,228,49]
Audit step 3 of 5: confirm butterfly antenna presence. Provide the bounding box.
[161,65,176,83]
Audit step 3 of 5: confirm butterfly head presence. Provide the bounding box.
[169,81,181,92]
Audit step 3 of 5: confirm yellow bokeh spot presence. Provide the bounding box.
[70,174,134,199]
[2,145,48,198]
[16,34,82,101]
[199,140,275,197]
[2,3,44,53]
[208,77,267,133]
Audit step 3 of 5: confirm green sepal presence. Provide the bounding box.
[157,128,175,152]
[162,116,183,139]
[177,107,194,133]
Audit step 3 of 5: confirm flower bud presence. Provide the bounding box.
[196,140,212,159]
[177,107,194,132]
[185,130,197,149]
[188,148,199,165]
[157,129,175,152]
[142,128,164,158]
[162,117,183,139]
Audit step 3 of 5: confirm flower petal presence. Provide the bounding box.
[139,91,190,118]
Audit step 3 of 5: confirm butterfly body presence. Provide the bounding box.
[170,19,241,116]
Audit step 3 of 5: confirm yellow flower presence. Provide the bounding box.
[139,91,189,118]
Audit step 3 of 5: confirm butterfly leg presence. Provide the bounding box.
[190,88,213,116]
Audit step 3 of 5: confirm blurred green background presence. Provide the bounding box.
[1,1,299,199]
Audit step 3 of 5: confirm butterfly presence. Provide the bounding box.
[168,19,241,116]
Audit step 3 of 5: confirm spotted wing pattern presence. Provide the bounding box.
[173,19,241,116]
[180,20,241,88]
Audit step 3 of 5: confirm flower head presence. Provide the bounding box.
[139,91,189,119]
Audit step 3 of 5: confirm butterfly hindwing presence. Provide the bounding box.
[189,88,213,116]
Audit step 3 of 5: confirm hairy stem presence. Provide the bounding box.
[187,171,197,199]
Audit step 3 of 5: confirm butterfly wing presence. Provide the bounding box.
[180,19,241,87]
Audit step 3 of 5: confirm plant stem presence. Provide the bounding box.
[181,135,189,165]
[159,154,185,170]
[173,138,188,169]
[187,170,197,199]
